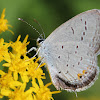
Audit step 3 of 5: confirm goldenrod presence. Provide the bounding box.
[32,79,61,100]
[10,35,29,55]
[0,8,14,34]
[0,8,60,100]
[0,38,10,62]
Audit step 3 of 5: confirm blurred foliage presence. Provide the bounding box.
[0,0,100,100]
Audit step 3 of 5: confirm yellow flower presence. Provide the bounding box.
[0,34,61,99]
[3,52,31,82]
[2,35,45,83]
[0,8,14,34]
[8,83,34,100]
[0,70,22,97]
[0,38,10,62]
[2,35,30,82]
[32,79,61,100]
[10,35,30,55]
[27,57,45,80]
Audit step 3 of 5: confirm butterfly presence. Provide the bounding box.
[27,9,100,93]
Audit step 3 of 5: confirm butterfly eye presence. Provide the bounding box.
[38,39,44,43]
[37,38,44,44]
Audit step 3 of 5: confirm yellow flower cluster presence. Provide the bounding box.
[0,9,60,100]
[0,8,14,34]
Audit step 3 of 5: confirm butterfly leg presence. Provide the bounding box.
[26,47,37,53]
[35,57,44,70]
[26,47,40,58]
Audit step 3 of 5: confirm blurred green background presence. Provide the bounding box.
[0,0,100,100]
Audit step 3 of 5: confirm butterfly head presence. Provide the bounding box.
[37,38,45,46]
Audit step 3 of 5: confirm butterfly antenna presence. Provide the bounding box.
[33,19,45,39]
[18,18,43,38]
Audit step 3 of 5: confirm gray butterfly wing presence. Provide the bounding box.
[38,9,100,92]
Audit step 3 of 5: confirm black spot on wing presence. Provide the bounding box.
[83,32,85,35]
[76,45,78,48]
[81,37,83,41]
[58,56,60,58]
[59,71,61,73]
[65,71,69,74]
[78,62,80,65]
[85,21,86,25]
[85,26,87,30]
[66,64,68,67]
[80,57,83,61]
[75,51,77,54]
[71,27,74,34]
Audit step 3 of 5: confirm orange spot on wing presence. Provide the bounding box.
[77,73,83,80]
